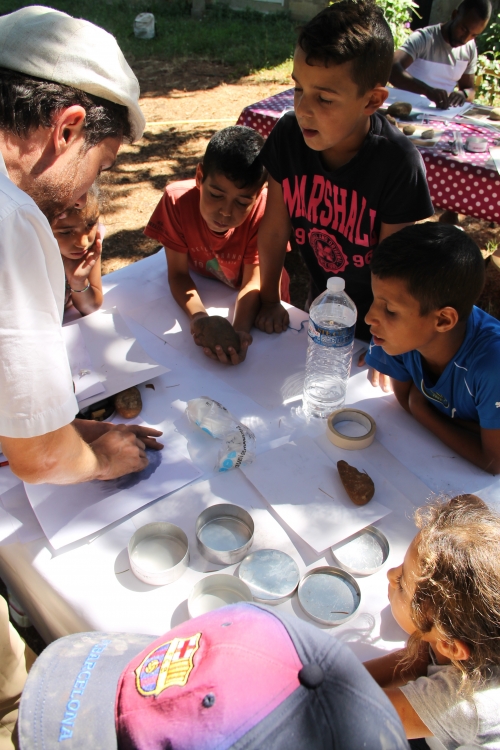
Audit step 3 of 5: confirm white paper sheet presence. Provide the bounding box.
[75,309,170,409]
[241,436,392,553]
[24,444,202,550]
[62,323,105,402]
[0,464,22,496]
[1,484,44,544]
[385,88,472,121]
[127,290,309,410]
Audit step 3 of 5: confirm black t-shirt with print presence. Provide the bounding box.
[261,111,434,340]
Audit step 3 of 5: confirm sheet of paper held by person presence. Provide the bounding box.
[241,435,399,554]
[385,87,473,121]
[24,442,202,550]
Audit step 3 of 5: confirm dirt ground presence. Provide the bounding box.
[100,58,500,316]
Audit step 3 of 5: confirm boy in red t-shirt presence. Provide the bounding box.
[145,126,290,365]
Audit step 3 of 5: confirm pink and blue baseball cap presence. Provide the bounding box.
[18,603,409,749]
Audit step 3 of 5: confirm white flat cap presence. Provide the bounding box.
[0,5,145,141]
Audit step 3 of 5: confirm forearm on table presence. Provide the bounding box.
[364,646,429,688]
[168,272,207,321]
[1,424,102,485]
[389,65,432,98]
[410,399,498,473]
[233,266,261,332]
[70,282,103,315]
[258,233,289,303]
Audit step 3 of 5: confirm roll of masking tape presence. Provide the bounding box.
[326,408,376,450]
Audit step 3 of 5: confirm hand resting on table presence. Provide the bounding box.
[358,350,394,393]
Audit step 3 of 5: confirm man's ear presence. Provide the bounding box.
[365,86,389,114]
[195,163,204,189]
[435,306,460,333]
[52,106,87,156]
[435,637,470,662]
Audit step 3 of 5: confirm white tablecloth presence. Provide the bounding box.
[0,251,498,662]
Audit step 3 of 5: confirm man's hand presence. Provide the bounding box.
[448,90,466,107]
[200,331,253,366]
[427,87,449,109]
[357,351,393,393]
[91,426,149,481]
[74,418,163,450]
[255,302,289,334]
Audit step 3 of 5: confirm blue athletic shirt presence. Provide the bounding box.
[365,306,500,429]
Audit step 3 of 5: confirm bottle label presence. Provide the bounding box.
[308,319,355,347]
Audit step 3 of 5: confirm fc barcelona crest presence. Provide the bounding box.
[135,633,202,697]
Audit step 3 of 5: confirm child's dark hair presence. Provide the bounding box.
[403,494,500,691]
[201,126,266,189]
[371,223,485,320]
[297,0,394,94]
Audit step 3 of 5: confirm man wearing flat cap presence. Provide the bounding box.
[0,7,163,747]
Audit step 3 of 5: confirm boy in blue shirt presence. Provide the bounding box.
[365,223,500,474]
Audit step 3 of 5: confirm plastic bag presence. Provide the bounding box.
[186,397,256,472]
[133,13,155,39]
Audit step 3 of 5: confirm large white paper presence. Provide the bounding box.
[385,88,472,121]
[75,310,170,409]
[127,288,309,410]
[24,444,202,550]
[1,484,44,544]
[62,323,105,402]
[241,436,392,553]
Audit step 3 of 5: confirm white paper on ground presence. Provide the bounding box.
[241,436,392,553]
[24,444,202,550]
[385,88,472,120]
[75,309,170,410]
[61,323,105,402]
[1,484,44,544]
[127,290,309,410]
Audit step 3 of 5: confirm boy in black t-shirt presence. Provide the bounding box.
[256,0,434,344]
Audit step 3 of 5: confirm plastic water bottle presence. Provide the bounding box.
[302,278,357,418]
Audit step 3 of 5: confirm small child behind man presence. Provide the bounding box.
[255,0,433,343]
[365,223,500,474]
[51,184,103,316]
[145,126,290,366]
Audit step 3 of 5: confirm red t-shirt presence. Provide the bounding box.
[145,179,265,289]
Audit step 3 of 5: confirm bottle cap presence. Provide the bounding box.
[327,277,345,292]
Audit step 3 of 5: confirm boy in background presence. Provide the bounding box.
[365,223,500,474]
[256,0,433,344]
[145,126,289,366]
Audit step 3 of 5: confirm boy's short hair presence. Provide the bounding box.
[202,126,267,189]
[371,223,485,320]
[297,0,394,94]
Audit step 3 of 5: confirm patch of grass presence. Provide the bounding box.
[0,1,296,75]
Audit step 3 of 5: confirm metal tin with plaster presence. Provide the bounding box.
[188,574,253,618]
[298,566,361,626]
[128,522,189,586]
[331,526,390,576]
[238,549,300,602]
[196,504,254,565]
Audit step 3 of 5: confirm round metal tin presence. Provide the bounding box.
[188,574,253,618]
[196,504,254,565]
[331,526,389,576]
[298,566,361,626]
[128,522,189,586]
[238,549,300,602]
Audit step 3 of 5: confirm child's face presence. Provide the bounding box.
[195,165,261,234]
[387,536,420,636]
[292,46,386,159]
[365,275,438,356]
[52,210,99,260]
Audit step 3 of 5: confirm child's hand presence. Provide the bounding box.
[255,302,289,334]
[201,331,252,366]
[358,351,393,393]
[63,233,102,288]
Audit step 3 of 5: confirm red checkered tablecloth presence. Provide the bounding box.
[237,88,500,224]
